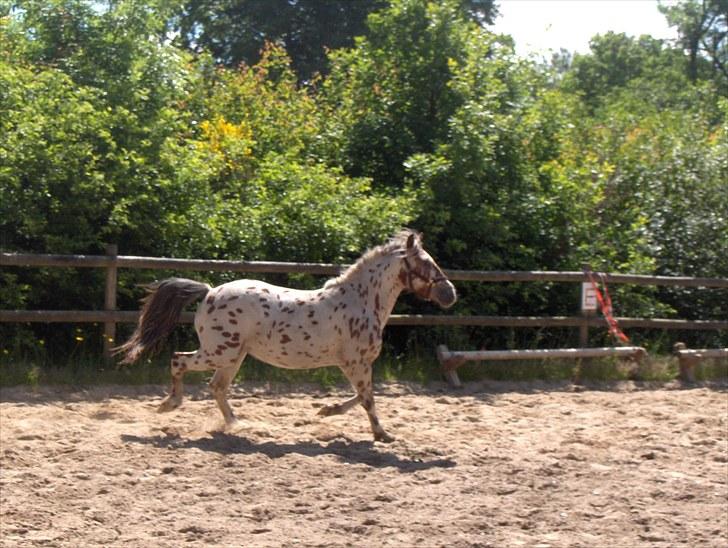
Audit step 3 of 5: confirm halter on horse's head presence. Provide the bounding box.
[399,231,457,309]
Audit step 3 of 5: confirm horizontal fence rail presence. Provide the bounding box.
[2,250,727,358]
[1,310,726,331]
[3,252,728,287]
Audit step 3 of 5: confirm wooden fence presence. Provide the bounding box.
[2,247,727,357]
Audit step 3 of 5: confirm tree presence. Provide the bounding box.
[322,0,488,188]
[0,4,416,356]
[659,0,728,89]
[565,32,692,109]
[177,0,386,81]
[175,0,497,82]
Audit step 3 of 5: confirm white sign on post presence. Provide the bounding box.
[581,282,598,311]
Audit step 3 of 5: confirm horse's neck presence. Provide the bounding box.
[345,253,405,328]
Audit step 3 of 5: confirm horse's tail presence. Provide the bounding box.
[114,278,211,364]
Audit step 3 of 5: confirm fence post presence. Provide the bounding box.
[579,310,594,348]
[103,244,118,361]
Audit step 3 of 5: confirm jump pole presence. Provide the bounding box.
[673,343,728,382]
[436,345,648,387]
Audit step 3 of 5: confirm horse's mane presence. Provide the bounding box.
[324,229,421,289]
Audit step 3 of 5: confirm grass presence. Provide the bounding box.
[1,349,726,389]
[0,353,436,388]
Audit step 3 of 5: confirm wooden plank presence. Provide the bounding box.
[115,256,343,275]
[674,348,728,359]
[443,269,728,287]
[0,310,142,323]
[673,347,727,383]
[1,253,113,268]
[440,346,647,363]
[3,252,727,287]
[0,310,726,331]
[388,315,728,330]
[0,252,343,276]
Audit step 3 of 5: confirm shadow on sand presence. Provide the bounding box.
[120,431,457,473]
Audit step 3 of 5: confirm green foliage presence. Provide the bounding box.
[1,0,726,366]
[0,3,414,358]
[175,0,497,82]
[177,0,387,81]
[322,0,480,186]
[659,0,728,88]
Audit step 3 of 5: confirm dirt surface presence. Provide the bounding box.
[1,380,726,547]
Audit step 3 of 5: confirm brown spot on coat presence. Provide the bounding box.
[280,334,292,344]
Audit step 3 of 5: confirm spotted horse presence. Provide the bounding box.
[115,230,457,442]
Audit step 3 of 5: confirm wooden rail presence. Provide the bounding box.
[673,343,728,382]
[1,250,727,359]
[4,252,728,286]
[436,344,649,387]
[1,310,725,331]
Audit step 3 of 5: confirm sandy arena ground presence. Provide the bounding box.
[1,380,726,547]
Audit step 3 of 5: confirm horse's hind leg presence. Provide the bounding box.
[209,354,246,426]
[317,394,361,417]
[158,350,211,412]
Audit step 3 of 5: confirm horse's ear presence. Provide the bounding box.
[406,233,416,250]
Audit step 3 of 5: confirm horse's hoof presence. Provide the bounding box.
[374,432,395,443]
[224,418,240,432]
[317,405,335,417]
[157,396,182,413]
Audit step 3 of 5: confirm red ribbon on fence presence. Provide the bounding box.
[584,268,631,345]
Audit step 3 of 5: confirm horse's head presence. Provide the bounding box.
[399,232,457,309]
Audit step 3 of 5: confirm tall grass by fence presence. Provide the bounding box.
[2,247,727,358]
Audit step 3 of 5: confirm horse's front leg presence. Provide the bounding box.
[342,360,394,443]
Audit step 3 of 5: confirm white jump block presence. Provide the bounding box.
[673,344,728,382]
[436,345,648,387]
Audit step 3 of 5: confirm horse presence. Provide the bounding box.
[114,230,456,442]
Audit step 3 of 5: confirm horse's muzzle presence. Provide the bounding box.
[432,280,457,309]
